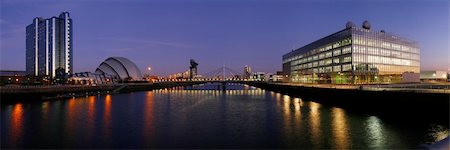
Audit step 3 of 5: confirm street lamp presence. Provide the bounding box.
[147,66,152,82]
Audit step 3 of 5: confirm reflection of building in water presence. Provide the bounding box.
[283,21,420,84]
[331,107,350,150]
[366,116,385,149]
[309,102,321,147]
[10,104,24,146]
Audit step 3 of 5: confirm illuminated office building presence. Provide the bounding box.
[26,12,73,77]
[282,21,420,84]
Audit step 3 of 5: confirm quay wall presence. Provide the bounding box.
[245,82,449,123]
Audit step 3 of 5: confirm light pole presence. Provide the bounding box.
[147,66,152,81]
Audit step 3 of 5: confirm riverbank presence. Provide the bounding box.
[0,81,205,104]
[245,82,450,124]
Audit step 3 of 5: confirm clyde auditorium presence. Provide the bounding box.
[70,57,143,84]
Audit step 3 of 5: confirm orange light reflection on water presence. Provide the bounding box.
[143,91,155,144]
[331,107,350,150]
[65,98,76,140]
[10,103,24,146]
[309,102,321,147]
[102,94,112,145]
[86,96,96,142]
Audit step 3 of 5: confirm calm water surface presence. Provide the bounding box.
[1,83,448,149]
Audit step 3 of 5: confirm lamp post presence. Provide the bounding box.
[147,66,152,82]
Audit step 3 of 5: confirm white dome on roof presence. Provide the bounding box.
[346,21,355,28]
[362,20,371,30]
[95,57,143,81]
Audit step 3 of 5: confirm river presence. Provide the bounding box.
[1,83,448,149]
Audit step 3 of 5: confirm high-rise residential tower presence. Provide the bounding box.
[26,12,73,77]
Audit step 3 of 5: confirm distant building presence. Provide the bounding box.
[26,12,73,78]
[243,65,252,79]
[269,71,284,82]
[189,59,198,79]
[282,21,420,84]
[420,71,448,82]
[95,57,143,81]
[69,72,118,85]
[402,72,420,83]
[252,72,268,81]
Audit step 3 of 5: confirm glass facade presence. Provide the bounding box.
[282,22,420,84]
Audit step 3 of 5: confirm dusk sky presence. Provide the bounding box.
[1,0,448,76]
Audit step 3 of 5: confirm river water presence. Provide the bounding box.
[1,83,448,149]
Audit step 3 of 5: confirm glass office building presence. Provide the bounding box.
[282,21,420,84]
[26,12,73,78]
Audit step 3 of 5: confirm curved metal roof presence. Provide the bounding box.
[95,57,143,80]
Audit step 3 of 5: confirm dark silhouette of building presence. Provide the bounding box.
[189,59,198,79]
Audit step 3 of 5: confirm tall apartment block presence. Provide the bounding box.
[26,12,73,77]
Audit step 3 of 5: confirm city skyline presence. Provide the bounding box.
[1,0,449,76]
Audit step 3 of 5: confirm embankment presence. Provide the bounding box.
[246,82,449,124]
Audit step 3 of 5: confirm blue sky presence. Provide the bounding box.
[1,0,448,76]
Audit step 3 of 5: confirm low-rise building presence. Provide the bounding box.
[269,71,284,82]
[0,70,27,85]
[69,72,118,85]
[420,71,448,82]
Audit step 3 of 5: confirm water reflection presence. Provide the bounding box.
[366,116,385,149]
[65,98,76,142]
[40,101,50,135]
[283,95,290,117]
[10,103,24,147]
[331,107,350,149]
[1,83,448,149]
[427,124,449,144]
[102,94,112,145]
[309,102,321,147]
[143,91,155,144]
[86,96,96,144]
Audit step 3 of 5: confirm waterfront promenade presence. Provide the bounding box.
[0,82,204,102]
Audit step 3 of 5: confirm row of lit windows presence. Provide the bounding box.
[353,54,419,67]
[289,46,352,65]
[283,38,352,63]
[352,35,419,54]
[292,64,352,74]
[293,63,418,75]
[291,56,352,70]
[353,63,419,74]
[353,45,419,60]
